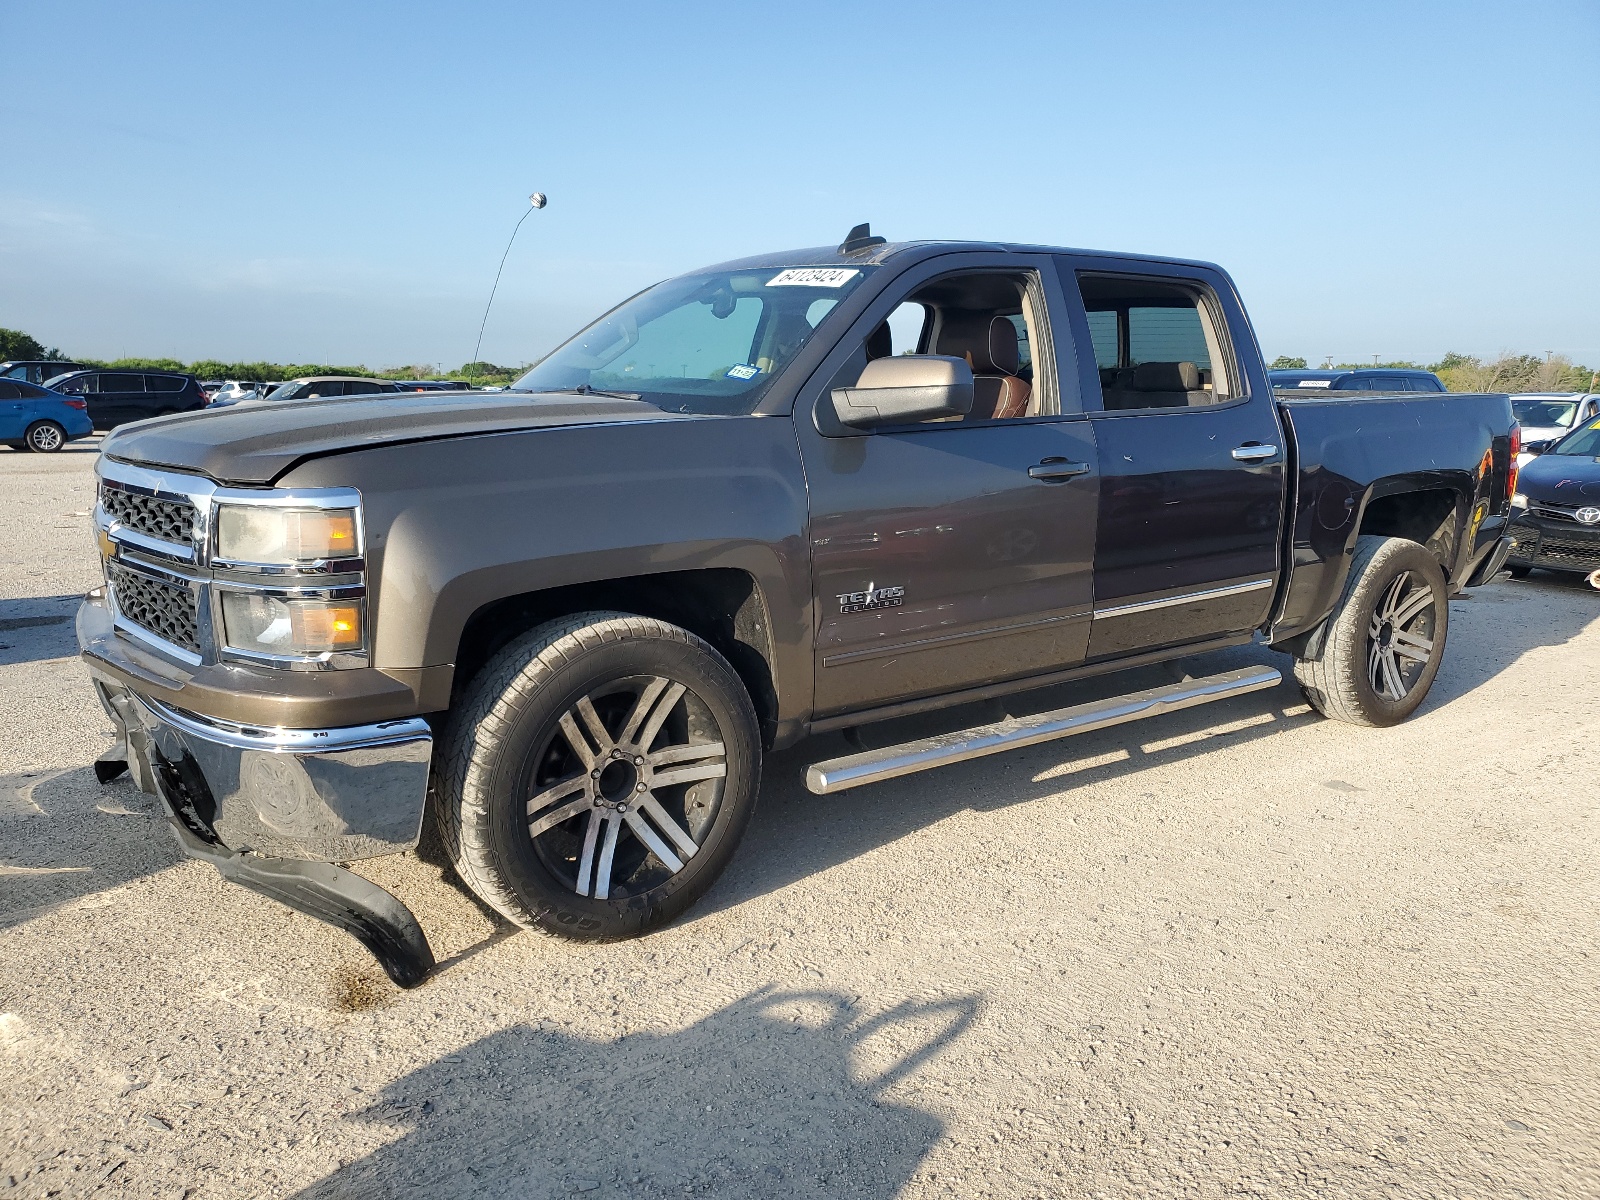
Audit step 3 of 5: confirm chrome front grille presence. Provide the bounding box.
[101,486,196,546]
[107,562,200,653]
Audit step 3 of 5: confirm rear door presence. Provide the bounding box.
[0,381,23,440]
[1056,257,1286,659]
[794,251,1101,716]
[142,374,186,414]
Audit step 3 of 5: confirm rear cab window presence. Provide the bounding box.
[1071,271,1239,411]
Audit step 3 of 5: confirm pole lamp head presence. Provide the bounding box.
[529,192,547,209]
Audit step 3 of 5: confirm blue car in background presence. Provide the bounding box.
[0,378,95,452]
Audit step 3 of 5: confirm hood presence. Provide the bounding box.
[1518,424,1568,443]
[1516,448,1600,503]
[101,391,685,485]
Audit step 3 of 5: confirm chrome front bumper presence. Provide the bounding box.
[80,594,431,863]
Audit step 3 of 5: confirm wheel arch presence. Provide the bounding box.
[449,568,782,749]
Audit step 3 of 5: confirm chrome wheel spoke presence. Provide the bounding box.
[648,740,725,768]
[527,774,587,818]
[1379,647,1406,699]
[592,813,622,900]
[624,810,684,873]
[637,792,700,860]
[636,682,687,753]
[558,711,599,770]
[1391,628,1433,663]
[650,761,728,789]
[574,808,604,895]
[529,793,593,838]
[1392,586,1434,628]
[575,696,613,752]
[618,677,670,745]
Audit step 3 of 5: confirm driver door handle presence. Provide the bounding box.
[1028,458,1091,481]
[1231,443,1279,462]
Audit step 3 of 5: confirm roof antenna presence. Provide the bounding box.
[838,222,886,255]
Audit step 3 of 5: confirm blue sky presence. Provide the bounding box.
[2,0,1597,369]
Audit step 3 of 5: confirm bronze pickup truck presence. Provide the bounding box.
[79,227,1517,986]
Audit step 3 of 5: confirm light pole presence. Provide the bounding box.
[472,192,547,374]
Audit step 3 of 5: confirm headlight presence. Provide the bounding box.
[1511,492,1528,510]
[215,505,358,565]
[221,592,363,656]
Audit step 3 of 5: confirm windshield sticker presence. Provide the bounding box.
[767,268,860,288]
[725,364,761,381]
[1298,380,1333,387]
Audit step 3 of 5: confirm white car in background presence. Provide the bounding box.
[207,381,266,407]
[1513,393,1600,465]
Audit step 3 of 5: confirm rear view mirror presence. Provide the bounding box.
[831,355,974,429]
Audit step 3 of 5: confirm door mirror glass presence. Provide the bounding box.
[830,355,974,429]
[1524,438,1552,456]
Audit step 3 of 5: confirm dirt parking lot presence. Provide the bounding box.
[2,443,1597,1199]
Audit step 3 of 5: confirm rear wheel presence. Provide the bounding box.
[435,612,761,940]
[1293,535,1449,727]
[23,421,66,453]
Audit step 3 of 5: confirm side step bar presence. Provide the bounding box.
[806,665,1282,795]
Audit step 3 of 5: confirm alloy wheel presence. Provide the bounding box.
[526,675,728,901]
[1366,570,1436,700]
[27,423,64,452]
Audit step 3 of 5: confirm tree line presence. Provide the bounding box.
[0,329,526,388]
[1269,351,1598,393]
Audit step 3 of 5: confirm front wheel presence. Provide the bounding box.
[23,421,66,453]
[435,612,761,940]
[1293,535,1449,727]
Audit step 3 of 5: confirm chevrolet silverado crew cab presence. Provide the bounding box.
[78,227,1518,987]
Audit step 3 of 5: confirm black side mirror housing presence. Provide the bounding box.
[830,355,975,429]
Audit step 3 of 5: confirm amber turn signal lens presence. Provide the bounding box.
[290,603,363,652]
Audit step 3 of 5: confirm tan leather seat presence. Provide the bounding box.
[938,314,1031,420]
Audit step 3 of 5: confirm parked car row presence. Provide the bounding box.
[1268,368,1448,393]
[1508,410,1600,581]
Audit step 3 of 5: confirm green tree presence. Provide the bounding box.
[1269,356,1307,369]
[0,328,62,361]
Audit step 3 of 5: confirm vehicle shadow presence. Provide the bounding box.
[0,593,83,666]
[703,575,1595,919]
[1430,572,1599,706]
[290,988,975,1199]
[0,765,180,932]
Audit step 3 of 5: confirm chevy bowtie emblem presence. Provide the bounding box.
[1576,506,1600,525]
[837,582,905,614]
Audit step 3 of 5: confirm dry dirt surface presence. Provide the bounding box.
[2,445,1598,1199]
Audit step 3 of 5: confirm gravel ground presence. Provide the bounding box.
[2,444,1597,1199]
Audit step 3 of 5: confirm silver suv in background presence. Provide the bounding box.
[210,376,401,409]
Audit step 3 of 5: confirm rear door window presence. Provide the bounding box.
[99,373,144,393]
[1073,272,1239,410]
[143,375,183,392]
[0,381,18,400]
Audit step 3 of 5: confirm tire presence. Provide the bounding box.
[23,421,66,453]
[1293,535,1449,727]
[434,611,762,940]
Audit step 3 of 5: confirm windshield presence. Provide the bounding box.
[511,266,871,415]
[1512,398,1577,428]
[1550,416,1600,457]
[264,381,303,401]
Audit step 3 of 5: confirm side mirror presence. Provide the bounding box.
[830,355,974,429]
[1524,438,1552,456]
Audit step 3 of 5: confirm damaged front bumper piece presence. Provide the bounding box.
[82,596,438,988]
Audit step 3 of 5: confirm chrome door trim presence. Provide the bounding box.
[1093,577,1273,620]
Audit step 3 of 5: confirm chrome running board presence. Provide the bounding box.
[805,665,1282,795]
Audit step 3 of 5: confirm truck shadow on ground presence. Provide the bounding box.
[0,766,179,932]
[708,579,1598,919]
[0,594,82,666]
[292,989,975,1200]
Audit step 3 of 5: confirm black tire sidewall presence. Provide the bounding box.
[1341,539,1449,725]
[478,632,759,939]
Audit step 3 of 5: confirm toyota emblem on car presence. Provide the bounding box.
[1575,506,1600,525]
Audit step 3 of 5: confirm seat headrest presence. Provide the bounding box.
[1131,361,1200,392]
[939,314,1020,376]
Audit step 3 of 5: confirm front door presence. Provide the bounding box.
[796,253,1101,717]
[1057,258,1286,659]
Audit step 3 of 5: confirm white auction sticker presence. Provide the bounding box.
[766,268,860,288]
[1298,380,1333,387]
